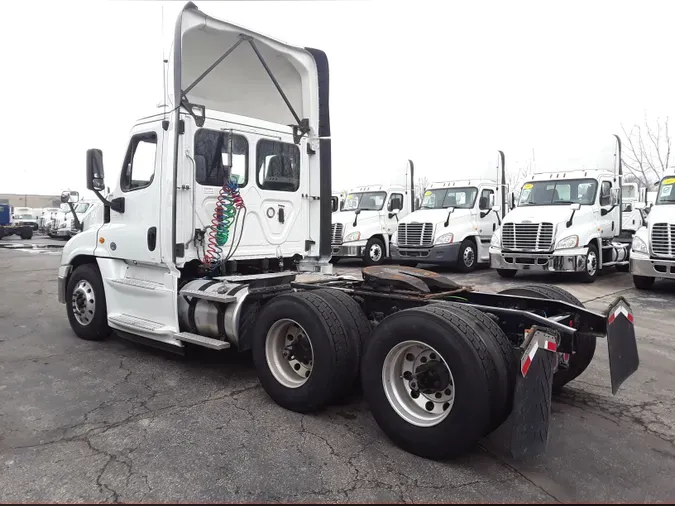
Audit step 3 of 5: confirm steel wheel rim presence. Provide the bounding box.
[370,243,383,262]
[586,250,597,276]
[382,340,455,427]
[265,318,314,389]
[71,280,96,326]
[463,246,475,267]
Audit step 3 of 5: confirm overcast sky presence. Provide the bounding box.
[2,0,674,198]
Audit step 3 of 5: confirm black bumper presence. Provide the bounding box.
[391,243,461,264]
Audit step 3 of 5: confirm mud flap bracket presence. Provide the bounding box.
[484,326,559,459]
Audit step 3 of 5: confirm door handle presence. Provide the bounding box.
[278,205,285,224]
[147,226,157,251]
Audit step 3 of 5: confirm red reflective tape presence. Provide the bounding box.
[563,353,570,361]
[627,312,634,323]
[521,356,532,376]
[545,340,557,352]
[608,312,616,324]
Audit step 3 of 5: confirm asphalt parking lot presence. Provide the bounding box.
[1,238,674,502]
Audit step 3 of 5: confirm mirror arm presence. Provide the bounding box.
[66,202,82,231]
[566,209,576,228]
[600,204,616,217]
[493,209,501,226]
[92,190,125,214]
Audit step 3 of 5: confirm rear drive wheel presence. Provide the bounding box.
[20,229,33,240]
[497,269,517,278]
[456,239,477,272]
[252,291,360,413]
[361,305,496,459]
[633,275,655,290]
[66,263,110,341]
[363,237,386,266]
[498,284,596,391]
[579,243,599,283]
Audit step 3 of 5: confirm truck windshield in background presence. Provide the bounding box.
[656,177,675,205]
[421,187,478,209]
[16,214,34,220]
[74,203,91,214]
[343,192,387,211]
[519,178,598,206]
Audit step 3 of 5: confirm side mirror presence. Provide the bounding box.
[491,205,501,213]
[570,203,581,211]
[624,204,633,212]
[610,187,621,206]
[510,192,516,209]
[414,197,421,210]
[60,191,80,204]
[86,149,105,191]
[388,208,400,219]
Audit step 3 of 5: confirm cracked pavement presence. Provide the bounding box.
[1,243,674,502]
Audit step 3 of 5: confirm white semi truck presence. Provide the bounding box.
[621,182,644,234]
[490,135,632,283]
[56,2,639,460]
[330,161,415,266]
[630,173,675,289]
[390,151,508,271]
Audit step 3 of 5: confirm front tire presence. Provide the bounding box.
[66,263,110,341]
[361,305,497,460]
[579,243,599,283]
[633,275,655,290]
[456,239,477,272]
[252,291,360,413]
[497,268,517,278]
[363,237,386,266]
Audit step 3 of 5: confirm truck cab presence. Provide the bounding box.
[621,182,643,234]
[330,161,415,265]
[12,207,39,231]
[490,135,629,283]
[630,173,675,289]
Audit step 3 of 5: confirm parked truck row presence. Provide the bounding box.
[55,1,639,461]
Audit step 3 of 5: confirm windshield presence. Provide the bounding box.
[343,192,387,211]
[421,187,478,209]
[74,203,91,214]
[519,179,598,206]
[16,214,34,219]
[656,177,675,205]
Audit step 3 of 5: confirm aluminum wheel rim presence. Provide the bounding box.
[382,340,455,427]
[71,280,96,326]
[586,250,598,276]
[370,243,383,262]
[463,246,475,267]
[265,318,314,389]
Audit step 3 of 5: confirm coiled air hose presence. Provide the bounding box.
[204,179,245,270]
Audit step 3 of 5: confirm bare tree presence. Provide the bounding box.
[415,176,429,201]
[621,115,671,188]
[505,152,534,201]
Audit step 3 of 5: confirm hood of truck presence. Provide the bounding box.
[398,208,473,226]
[171,2,321,131]
[504,205,592,226]
[647,205,675,224]
[332,210,381,227]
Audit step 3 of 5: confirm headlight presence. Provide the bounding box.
[631,236,648,254]
[490,230,501,248]
[343,231,361,242]
[435,233,454,245]
[556,235,579,249]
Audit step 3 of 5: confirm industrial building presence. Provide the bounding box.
[0,193,62,208]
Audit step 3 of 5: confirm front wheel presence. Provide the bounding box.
[456,239,477,273]
[497,268,517,278]
[633,275,655,290]
[579,243,599,283]
[363,237,386,266]
[66,263,110,341]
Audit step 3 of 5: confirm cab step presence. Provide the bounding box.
[110,278,163,290]
[174,331,231,350]
[179,288,237,304]
[108,313,173,335]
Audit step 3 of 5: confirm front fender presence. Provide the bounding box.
[60,227,99,266]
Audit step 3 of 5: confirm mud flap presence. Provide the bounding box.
[606,296,639,395]
[484,327,558,459]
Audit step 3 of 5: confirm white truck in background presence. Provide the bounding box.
[490,134,631,283]
[49,199,97,238]
[12,207,39,231]
[331,192,344,213]
[621,182,644,234]
[390,151,509,271]
[330,160,415,265]
[630,173,675,289]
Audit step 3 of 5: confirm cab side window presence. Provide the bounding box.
[479,189,495,210]
[388,193,404,211]
[600,181,612,206]
[121,132,157,191]
[256,139,301,192]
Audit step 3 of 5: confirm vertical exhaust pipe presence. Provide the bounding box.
[498,150,506,219]
[408,159,415,213]
[613,134,622,234]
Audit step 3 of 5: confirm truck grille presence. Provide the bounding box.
[501,223,554,252]
[651,223,675,257]
[397,223,434,247]
[331,223,344,245]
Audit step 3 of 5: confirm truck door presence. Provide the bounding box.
[384,191,404,236]
[598,179,616,239]
[477,187,499,241]
[97,121,164,265]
